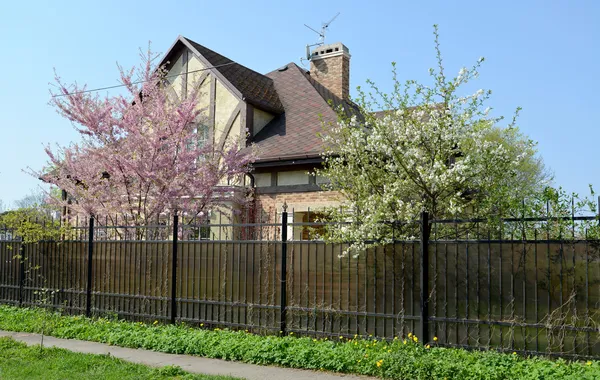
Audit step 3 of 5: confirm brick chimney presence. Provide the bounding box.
[309,42,350,100]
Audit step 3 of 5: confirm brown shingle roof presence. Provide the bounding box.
[252,63,360,162]
[183,37,284,114]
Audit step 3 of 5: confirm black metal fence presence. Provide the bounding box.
[1,210,599,360]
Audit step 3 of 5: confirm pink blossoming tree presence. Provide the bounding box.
[37,48,255,227]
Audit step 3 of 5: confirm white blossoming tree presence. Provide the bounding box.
[316,26,550,250]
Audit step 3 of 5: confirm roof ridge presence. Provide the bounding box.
[182,36,274,81]
[182,36,283,114]
[292,64,344,106]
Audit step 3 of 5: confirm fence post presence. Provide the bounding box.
[280,203,288,335]
[18,243,25,307]
[171,212,179,324]
[85,216,94,317]
[419,211,430,343]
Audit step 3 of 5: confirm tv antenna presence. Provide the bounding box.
[300,12,340,65]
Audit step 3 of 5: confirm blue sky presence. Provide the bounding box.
[0,0,598,208]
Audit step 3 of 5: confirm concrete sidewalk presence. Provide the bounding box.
[0,330,375,380]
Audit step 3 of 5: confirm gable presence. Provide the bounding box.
[161,43,245,149]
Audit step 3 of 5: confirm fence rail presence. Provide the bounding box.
[1,210,599,359]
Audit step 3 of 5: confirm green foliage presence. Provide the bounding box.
[0,206,63,243]
[313,25,600,250]
[0,306,598,380]
[0,336,239,380]
[318,25,547,223]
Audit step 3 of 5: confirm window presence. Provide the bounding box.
[182,216,211,240]
[196,123,210,148]
[188,123,210,151]
[188,224,211,240]
[290,211,327,240]
[254,173,271,187]
[277,171,309,186]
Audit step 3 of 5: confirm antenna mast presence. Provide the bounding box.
[304,12,340,45]
[301,12,340,63]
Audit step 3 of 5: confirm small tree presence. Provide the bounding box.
[36,46,254,228]
[0,204,64,351]
[316,26,552,251]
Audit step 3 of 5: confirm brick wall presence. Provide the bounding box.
[254,190,342,222]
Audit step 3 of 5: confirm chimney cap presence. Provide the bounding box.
[310,42,350,61]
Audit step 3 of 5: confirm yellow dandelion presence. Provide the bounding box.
[377,361,383,368]
[403,340,407,345]
[153,320,158,325]
[433,336,438,342]
[587,361,592,366]
[200,323,204,327]
[513,352,516,355]
[289,332,294,335]
[425,344,430,349]
[408,333,412,338]
[339,336,343,339]
[388,349,392,353]
[413,336,418,342]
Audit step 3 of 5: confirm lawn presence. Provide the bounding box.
[0,305,598,379]
[0,336,241,380]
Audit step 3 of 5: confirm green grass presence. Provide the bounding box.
[0,306,598,379]
[0,336,241,380]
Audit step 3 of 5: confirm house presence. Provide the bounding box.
[160,36,357,239]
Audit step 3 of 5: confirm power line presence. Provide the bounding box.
[52,62,237,98]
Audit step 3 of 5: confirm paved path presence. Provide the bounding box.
[0,330,375,380]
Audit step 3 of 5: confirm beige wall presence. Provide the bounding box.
[214,80,242,145]
[253,108,274,136]
[165,48,243,149]
[187,55,211,123]
[165,51,186,101]
[187,55,206,86]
